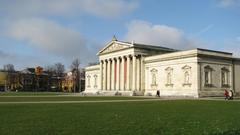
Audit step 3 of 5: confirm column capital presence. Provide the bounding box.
[110,57,115,61]
[125,54,132,59]
[135,54,140,57]
[131,54,137,58]
[122,55,126,59]
[126,55,132,59]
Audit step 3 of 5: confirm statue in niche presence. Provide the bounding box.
[184,71,190,84]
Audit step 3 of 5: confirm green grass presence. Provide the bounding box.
[0,96,152,102]
[0,91,70,96]
[206,96,240,100]
[0,99,240,135]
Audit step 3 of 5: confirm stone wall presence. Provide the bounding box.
[144,56,199,98]
[85,65,100,93]
[198,57,233,97]
[233,59,240,96]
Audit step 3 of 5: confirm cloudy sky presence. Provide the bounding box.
[0,0,240,70]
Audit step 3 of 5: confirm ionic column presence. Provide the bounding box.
[140,55,144,91]
[111,58,115,90]
[136,56,141,91]
[132,55,136,91]
[116,57,120,90]
[103,60,107,90]
[107,59,111,90]
[126,55,130,90]
[120,56,125,90]
[100,60,103,90]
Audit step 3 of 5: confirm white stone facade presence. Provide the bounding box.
[144,56,198,97]
[85,38,240,97]
[85,65,100,93]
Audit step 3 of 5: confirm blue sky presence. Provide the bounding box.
[0,0,240,70]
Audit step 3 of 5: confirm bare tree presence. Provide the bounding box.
[71,59,80,71]
[71,58,81,93]
[80,68,85,91]
[54,63,65,77]
[54,63,65,92]
[2,64,16,91]
[45,63,65,92]
[3,64,15,72]
[45,63,65,76]
[45,65,55,73]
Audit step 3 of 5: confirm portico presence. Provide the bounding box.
[84,36,176,95]
[99,54,142,92]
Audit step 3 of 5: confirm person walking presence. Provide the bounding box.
[224,90,229,100]
[156,90,160,97]
[229,90,234,100]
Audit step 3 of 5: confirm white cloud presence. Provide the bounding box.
[7,18,83,54]
[217,0,240,8]
[124,20,240,57]
[0,0,138,18]
[124,20,195,50]
[5,18,98,63]
[0,0,139,68]
[79,0,138,18]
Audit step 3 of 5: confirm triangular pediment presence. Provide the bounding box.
[98,41,132,55]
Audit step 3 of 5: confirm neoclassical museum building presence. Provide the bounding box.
[85,37,240,97]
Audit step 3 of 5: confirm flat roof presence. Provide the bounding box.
[196,48,232,55]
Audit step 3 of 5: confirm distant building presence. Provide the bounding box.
[19,68,49,91]
[0,67,64,92]
[0,67,85,92]
[85,37,240,97]
[0,71,20,91]
[62,70,85,92]
[62,72,74,92]
[0,71,7,91]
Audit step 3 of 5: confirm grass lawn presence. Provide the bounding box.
[0,91,72,96]
[0,98,240,135]
[0,96,153,102]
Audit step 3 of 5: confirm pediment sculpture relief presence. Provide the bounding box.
[101,43,129,54]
